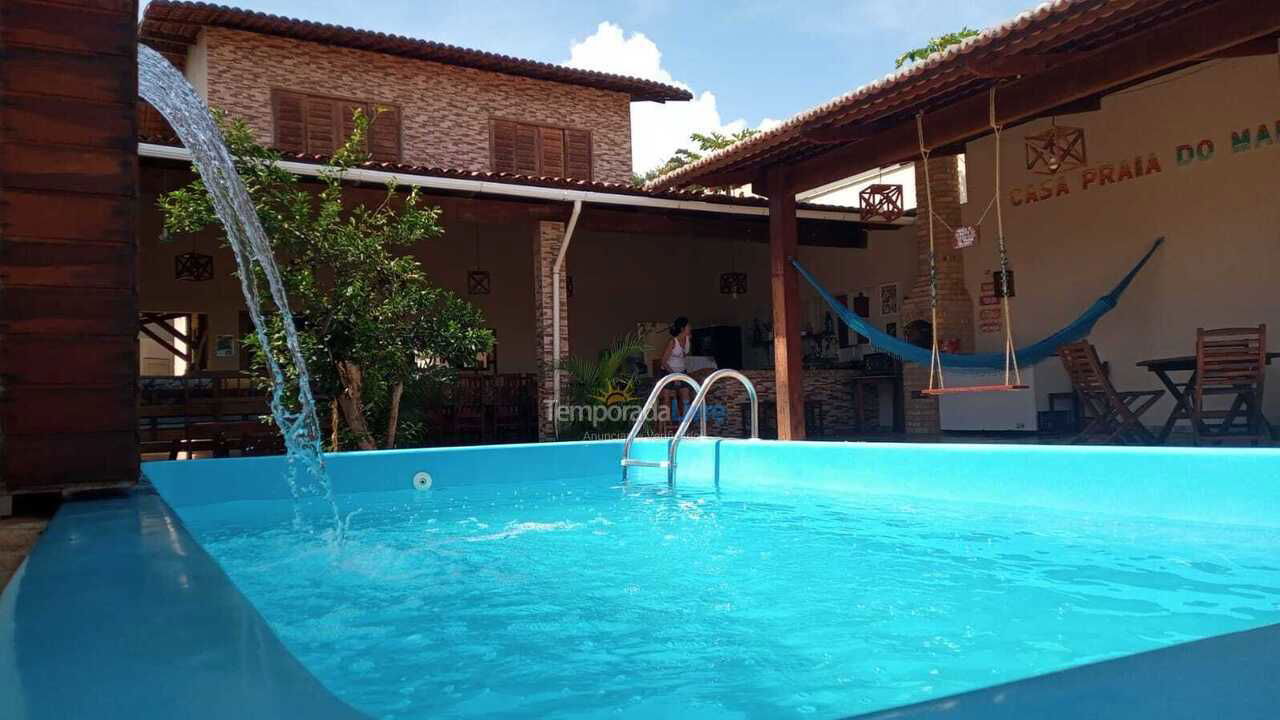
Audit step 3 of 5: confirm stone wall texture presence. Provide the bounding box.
[199,27,634,184]
[640,369,882,439]
[533,221,570,440]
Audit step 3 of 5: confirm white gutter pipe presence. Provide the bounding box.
[138,143,913,225]
[551,200,582,425]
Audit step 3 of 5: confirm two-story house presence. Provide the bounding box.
[136,1,912,443]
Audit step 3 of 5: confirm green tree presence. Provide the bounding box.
[895,27,980,68]
[633,128,760,186]
[159,111,493,451]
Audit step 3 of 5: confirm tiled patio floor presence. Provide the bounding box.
[1,517,48,591]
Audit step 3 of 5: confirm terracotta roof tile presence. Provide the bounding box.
[136,135,877,217]
[139,1,692,103]
[647,0,1209,189]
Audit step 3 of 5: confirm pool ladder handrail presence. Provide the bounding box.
[667,369,758,483]
[620,373,701,480]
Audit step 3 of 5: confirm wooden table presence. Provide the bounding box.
[1136,353,1278,443]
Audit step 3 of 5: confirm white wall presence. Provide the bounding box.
[799,162,919,210]
[961,55,1280,417]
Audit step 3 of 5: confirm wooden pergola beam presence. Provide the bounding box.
[139,323,190,363]
[576,206,870,248]
[786,0,1280,193]
[767,165,805,441]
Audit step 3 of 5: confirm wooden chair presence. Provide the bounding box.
[452,375,487,443]
[493,374,535,442]
[1193,325,1268,445]
[1058,341,1164,445]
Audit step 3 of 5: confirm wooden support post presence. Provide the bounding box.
[768,166,805,441]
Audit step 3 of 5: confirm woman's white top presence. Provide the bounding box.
[667,336,690,372]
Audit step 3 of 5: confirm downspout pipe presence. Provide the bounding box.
[551,200,583,436]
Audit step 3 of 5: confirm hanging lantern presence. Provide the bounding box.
[467,270,491,295]
[466,223,490,295]
[858,183,905,222]
[953,225,980,250]
[720,238,748,299]
[174,251,214,282]
[719,272,747,297]
[1024,124,1086,175]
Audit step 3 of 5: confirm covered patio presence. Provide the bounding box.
[135,143,913,454]
[649,0,1280,445]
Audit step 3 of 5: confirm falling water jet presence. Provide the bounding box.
[138,46,341,539]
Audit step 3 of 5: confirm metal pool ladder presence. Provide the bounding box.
[620,373,700,480]
[620,369,759,483]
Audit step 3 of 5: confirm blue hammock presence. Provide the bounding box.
[794,237,1164,370]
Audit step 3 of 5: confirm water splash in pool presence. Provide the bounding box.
[137,46,339,538]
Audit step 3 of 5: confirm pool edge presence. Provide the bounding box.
[0,486,371,720]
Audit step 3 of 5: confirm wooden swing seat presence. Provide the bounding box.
[920,384,1029,396]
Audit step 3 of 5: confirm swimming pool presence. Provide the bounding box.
[4,439,1280,719]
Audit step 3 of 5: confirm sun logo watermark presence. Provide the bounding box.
[592,377,637,408]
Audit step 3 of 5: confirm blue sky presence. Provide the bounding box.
[148,0,1036,172]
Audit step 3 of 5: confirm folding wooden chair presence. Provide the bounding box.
[1058,341,1164,445]
[1194,325,1268,446]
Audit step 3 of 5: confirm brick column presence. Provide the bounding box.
[533,220,569,440]
[901,156,975,434]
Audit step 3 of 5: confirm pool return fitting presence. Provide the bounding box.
[620,369,759,483]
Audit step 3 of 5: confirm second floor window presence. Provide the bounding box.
[490,119,592,180]
[271,89,401,163]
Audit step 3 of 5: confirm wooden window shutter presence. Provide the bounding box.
[513,123,539,175]
[337,101,366,155]
[303,96,338,155]
[565,129,592,181]
[367,104,401,162]
[538,127,566,178]
[491,119,517,173]
[272,90,307,154]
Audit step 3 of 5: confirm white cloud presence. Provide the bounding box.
[565,22,771,176]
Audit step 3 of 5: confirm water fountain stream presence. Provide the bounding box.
[138,46,339,534]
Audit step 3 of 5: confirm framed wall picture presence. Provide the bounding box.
[879,283,899,317]
[214,334,235,358]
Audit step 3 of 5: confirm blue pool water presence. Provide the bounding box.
[173,467,1280,720]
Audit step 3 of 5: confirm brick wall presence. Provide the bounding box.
[901,155,975,433]
[199,28,634,184]
[533,221,569,440]
[641,369,878,438]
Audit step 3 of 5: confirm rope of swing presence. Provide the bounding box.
[990,87,1022,387]
[916,111,944,392]
[916,86,1022,393]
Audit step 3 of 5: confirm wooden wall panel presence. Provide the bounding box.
[1,94,136,149]
[2,433,139,491]
[0,239,136,289]
[0,0,134,56]
[2,337,138,386]
[1,190,135,242]
[1,287,136,336]
[4,387,136,435]
[0,47,135,103]
[0,0,140,494]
